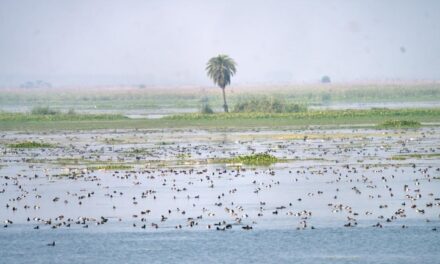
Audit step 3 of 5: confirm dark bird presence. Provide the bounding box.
[47,241,55,246]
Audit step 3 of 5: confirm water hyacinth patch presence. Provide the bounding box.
[229,153,279,166]
[8,141,57,148]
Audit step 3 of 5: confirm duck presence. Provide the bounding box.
[47,241,56,246]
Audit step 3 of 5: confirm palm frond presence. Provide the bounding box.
[206,54,237,88]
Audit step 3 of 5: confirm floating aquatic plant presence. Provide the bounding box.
[229,153,279,166]
[8,141,56,148]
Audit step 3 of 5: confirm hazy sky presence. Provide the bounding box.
[0,0,439,86]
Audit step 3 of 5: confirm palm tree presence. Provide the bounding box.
[206,54,237,113]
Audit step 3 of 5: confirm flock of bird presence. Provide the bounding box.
[1,128,439,246]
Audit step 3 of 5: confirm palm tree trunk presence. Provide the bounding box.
[221,87,229,113]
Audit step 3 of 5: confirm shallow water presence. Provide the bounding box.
[1,226,439,264]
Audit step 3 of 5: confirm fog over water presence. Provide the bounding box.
[0,0,439,86]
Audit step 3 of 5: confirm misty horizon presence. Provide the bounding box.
[1,0,439,87]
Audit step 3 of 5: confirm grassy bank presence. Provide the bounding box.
[166,108,440,121]
[0,108,439,131]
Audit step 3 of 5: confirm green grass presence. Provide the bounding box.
[8,141,57,148]
[228,153,279,166]
[87,164,133,170]
[378,120,421,128]
[389,156,407,160]
[167,108,440,120]
[0,108,439,131]
[166,108,440,124]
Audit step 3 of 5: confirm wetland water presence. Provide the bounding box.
[1,127,439,263]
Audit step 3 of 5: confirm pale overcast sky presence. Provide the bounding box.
[0,0,439,86]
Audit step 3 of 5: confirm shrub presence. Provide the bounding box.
[31,106,59,115]
[67,108,76,115]
[200,103,214,114]
[321,75,331,83]
[321,93,332,104]
[233,96,307,113]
